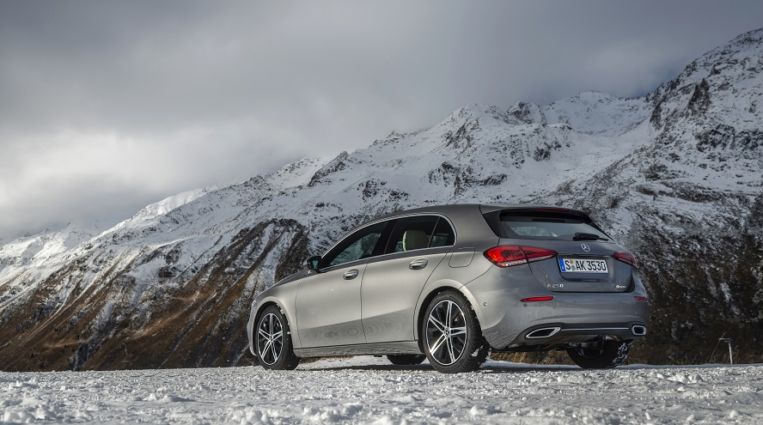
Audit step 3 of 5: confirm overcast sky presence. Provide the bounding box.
[1,1,762,239]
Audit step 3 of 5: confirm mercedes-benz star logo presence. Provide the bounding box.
[580,243,591,252]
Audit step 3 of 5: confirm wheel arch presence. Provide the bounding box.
[249,296,299,355]
[253,300,280,326]
[413,281,484,351]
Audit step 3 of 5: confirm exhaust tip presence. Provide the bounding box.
[631,325,647,336]
[526,327,561,339]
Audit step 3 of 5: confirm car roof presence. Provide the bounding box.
[375,203,589,220]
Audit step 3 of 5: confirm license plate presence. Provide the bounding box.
[558,258,609,273]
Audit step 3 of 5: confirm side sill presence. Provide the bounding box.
[294,341,421,358]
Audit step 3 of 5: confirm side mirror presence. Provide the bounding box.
[306,255,321,272]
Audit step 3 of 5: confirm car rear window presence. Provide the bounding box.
[488,210,609,241]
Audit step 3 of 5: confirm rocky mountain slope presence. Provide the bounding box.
[1,28,761,370]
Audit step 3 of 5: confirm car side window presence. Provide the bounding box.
[385,216,441,254]
[324,222,387,268]
[429,218,455,247]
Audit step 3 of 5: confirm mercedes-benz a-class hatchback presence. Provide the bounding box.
[247,204,649,373]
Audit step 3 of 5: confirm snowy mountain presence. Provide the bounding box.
[1,28,762,371]
[0,223,100,292]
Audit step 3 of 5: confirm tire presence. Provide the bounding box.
[420,291,488,373]
[254,305,299,370]
[567,340,631,369]
[387,354,426,366]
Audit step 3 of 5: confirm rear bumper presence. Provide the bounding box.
[481,293,649,350]
[465,265,650,350]
[477,292,650,349]
[506,321,647,348]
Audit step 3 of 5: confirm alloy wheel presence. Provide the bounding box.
[257,313,284,365]
[425,300,468,365]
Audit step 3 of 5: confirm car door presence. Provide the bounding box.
[295,221,389,348]
[361,216,455,343]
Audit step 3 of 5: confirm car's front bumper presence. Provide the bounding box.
[246,302,258,356]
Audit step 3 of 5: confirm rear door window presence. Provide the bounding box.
[494,211,609,241]
[430,218,455,247]
[384,216,454,254]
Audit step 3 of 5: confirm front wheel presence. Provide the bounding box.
[421,291,488,373]
[567,340,631,369]
[255,306,299,370]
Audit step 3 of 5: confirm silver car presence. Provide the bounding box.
[247,204,649,373]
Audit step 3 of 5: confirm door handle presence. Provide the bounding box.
[408,259,428,270]
[343,269,359,280]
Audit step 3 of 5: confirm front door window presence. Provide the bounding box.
[323,222,387,268]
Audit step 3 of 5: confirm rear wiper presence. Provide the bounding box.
[572,232,608,241]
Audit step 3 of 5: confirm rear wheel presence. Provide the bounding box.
[387,354,426,366]
[567,340,631,369]
[255,305,299,370]
[421,291,488,373]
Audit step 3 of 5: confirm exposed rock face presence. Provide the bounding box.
[1,28,762,370]
[0,219,308,370]
[687,79,711,115]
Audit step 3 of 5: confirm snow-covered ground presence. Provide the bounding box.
[1,357,761,424]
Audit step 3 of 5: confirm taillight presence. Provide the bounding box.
[484,245,557,268]
[613,251,639,269]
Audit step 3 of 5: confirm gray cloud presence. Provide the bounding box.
[1,0,762,238]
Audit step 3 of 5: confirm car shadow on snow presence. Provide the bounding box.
[300,359,741,373]
[302,361,583,373]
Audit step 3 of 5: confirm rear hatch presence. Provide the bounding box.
[483,207,634,293]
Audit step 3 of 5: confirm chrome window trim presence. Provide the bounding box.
[363,245,454,266]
